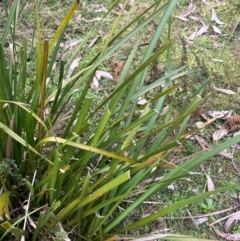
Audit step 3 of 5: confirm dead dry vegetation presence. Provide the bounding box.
[1,0,240,240]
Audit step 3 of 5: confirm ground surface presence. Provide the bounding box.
[1,0,240,240]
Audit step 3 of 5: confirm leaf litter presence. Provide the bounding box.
[184,2,225,41]
[212,86,236,95]
[168,0,237,239]
[211,8,224,25]
[206,175,215,191]
[224,211,240,233]
[92,70,114,88]
[212,25,222,34]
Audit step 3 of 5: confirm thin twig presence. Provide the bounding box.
[187,208,199,229]
[157,206,238,220]
[209,209,240,227]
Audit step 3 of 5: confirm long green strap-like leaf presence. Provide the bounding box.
[104,133,240,232]
[49,0,79,53]
[45,171,131,234]
[0,121,54,166]
[118,234,217,241]
[1,0,18,46]
[133,0,178,157]
[38,137,135,164]
[0,100,47,130]
[118,184,238,232]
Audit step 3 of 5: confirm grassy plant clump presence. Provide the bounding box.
[0,0,239,240]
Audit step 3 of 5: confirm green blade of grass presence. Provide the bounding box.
[38,137,135,164]
[49,0,79,53]
[45,170,131,234]
[1,0,18,46]
[118,184,238,232]
[104,133,240,233]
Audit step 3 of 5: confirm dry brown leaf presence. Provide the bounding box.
[195,121,204,128]
[160,105,169,116]
[76,13,82,22]
[213,226,240,241]
[67,56,82,78]
[225,115,240,133]
[82,17,102,23]
[206,175,215,191]
[211,58,223,62]
[197,25,209,36]
[111,60,125,81]
[196,118,216,129]
[88,37,99,48]
[188,28,198,41]
[190,16,201,22]
[167,184,174,190]
[211,8,224,25]
[173,145,186,154]
[194,217,208,226]
[219,151,232,159]
[194,135,209,150]
[208,110,232,119]
[225,217,238,233]
[64,40,81,50]
[175,16,188,21]
[137,98,148,105]
[210,210,240,227]
[212,128,228,141]
[213,86,236,95]
[200,113,208,120]
[212,25,222,34]
[185,2,196,17]
[92,70,114,88]
[178,2,196,19]
[192,188,199,194]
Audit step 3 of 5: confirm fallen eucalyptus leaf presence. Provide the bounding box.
[208,110,232,119]
[197,25,209,36]
[194,135,209,150]
[213,86,236,95]
[137,98,148,105]
[194,217,208,226]
[188,28,198,41]
[92,70,114,88]
[213,226,240,241]
[67,56,82,79]
[212,128,228,141]
[211,8,224,25]
[219,151,232,159]
[206,175,215,191]
[212,25,222,34]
